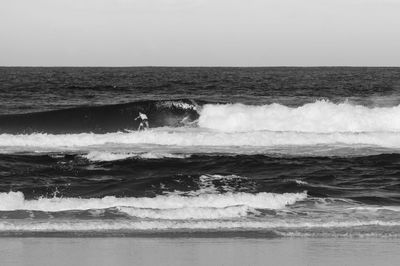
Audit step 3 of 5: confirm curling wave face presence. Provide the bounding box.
[0,99,200,134]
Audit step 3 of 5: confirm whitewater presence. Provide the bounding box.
[199,101,400,133]
[1,189,399,236]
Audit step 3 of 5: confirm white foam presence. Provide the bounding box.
[164,174,249,196]
[83,151,135,161]
[199,101,400,133]
[0,220,398,232]
[156,100,197,110]
[0,191,307,212]
[138,152,188,159]
[1,130,400,150]
[117,205,256,220]
[83,151,188,162]
[294,180,308,185]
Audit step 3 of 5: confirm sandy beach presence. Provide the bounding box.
[1,237,399,266]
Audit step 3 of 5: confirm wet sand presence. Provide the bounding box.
[0,237,399,266]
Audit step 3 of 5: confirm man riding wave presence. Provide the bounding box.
[135,112,149,131]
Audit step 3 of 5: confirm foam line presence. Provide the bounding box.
[0,191,307,212]
[0,220,398,232]
[1,130,400,149]
[82,151,188,162]
[116,205,256,220]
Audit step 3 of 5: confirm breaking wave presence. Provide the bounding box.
[2,99,400,135]
[0,99,200,134]
[2,100,400,151]
[199,100,400,133]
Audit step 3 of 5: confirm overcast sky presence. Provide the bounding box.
[1,0,400,66]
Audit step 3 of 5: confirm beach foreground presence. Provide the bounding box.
[1,237,399,266]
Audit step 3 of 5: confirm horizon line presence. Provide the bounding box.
[1,65,400,68]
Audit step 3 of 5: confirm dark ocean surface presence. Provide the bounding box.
[0,67,399,237]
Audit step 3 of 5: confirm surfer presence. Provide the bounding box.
[135,112,149,131]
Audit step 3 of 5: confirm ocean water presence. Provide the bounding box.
[0,67,400,238]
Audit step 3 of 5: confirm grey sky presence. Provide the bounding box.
[1,0,400,66]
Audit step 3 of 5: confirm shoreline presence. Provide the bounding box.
[1,237,399,266]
